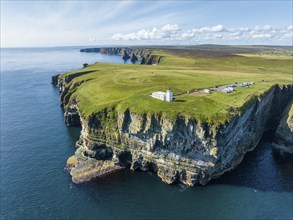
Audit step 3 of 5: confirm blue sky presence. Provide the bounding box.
[1,1,292,47]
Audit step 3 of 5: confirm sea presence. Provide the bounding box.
[1,47,292,220]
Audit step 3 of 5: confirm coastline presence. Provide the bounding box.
[53,46,293,186]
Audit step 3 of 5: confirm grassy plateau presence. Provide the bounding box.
[62,46,292,125]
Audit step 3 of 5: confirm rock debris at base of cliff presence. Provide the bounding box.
[52,72,293,186]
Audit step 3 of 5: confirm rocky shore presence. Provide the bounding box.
[52,73,293,186]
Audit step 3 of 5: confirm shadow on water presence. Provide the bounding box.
[67,126,82,142]
[210,130,293,192]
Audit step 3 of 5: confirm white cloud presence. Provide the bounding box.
[111,24,292,44]
[88,37,96,42]
[282,33,293,39]
[161,24,180,33]
[194,24,226,33]
[112,24,180,41]
[287,25,293,30]
[251,33,272,39]
[263,25,272,31]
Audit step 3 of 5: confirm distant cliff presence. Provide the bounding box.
[52,73,293,185]
[80,47,164,65]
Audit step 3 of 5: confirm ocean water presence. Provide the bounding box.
[1,47,292,220]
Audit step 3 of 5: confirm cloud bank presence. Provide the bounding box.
[112,24,293,44]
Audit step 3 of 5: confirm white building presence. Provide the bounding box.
[166,89,173,102]
[204,89,211,94]
[222,87,234,93]
[151,89,173,102]
[240,82,254,87]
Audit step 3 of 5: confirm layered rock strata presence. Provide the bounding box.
[273,103,293,154]
[53,74,292,185]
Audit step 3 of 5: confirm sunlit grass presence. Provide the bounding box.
[61,50,292,124]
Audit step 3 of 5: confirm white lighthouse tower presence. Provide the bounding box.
[166,89,173,102]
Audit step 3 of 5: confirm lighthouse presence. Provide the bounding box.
[166,89,173,102]
[151,88,173,102]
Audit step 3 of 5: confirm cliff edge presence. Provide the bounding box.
[52,47,292,186]
[53,72,292,185]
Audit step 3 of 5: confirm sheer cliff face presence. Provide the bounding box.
[53,73,293,186]
[273,104,293,154]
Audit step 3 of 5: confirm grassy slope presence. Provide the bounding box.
[62,49,292,125]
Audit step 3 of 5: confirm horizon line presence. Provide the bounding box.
[1,43,292,49]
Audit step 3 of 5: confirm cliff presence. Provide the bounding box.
[273,103,293,154]
[80,47,164,65]
[53,73,292,185]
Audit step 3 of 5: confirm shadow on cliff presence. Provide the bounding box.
[209,130,293,193]
[66,126,82,143]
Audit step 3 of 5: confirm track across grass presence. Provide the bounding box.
[61,48,292,124]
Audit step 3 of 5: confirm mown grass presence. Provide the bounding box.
[62,50,292,125]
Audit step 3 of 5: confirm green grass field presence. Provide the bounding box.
[62,48,292,125]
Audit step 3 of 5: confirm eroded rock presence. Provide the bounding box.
[53,73,293,186]
[273,103,293,154]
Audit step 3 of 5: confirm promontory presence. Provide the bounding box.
[52,45,293,186]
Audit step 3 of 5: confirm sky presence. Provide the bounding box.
[1,0,292,47]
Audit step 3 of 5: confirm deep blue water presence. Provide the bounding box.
[1,47,292,220]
